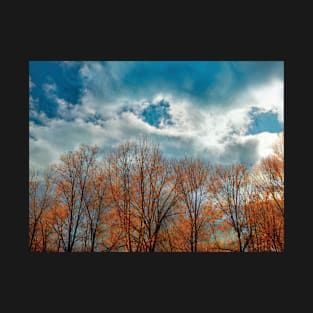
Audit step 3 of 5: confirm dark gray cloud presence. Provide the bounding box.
[220,138,259,165]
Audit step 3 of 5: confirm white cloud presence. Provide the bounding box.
[29,137,60,172]
[243,132,282,159]
[29,76,35,90]
[29,110,49,124]
[30,63,284,172]
[234,78,284,123]
[29,80,49,125]
[41,81,84,121]
[30,118,107,170]
[43,82,57,96]
[30,84,283,171]
[129,84,283,164]
[29,111,159,171]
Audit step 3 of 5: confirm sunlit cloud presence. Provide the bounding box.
[29,61,284,172]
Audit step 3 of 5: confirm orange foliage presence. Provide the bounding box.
[29,135,284,252]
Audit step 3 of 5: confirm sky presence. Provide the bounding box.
[29,61,284,172]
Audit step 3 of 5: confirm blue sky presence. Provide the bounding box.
[29,61,284,171]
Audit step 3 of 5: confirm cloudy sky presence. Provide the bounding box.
[29,61,284,171]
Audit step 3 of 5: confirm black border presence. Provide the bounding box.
[6,15,301,309]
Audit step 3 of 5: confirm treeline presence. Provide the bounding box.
[29,135,284,252]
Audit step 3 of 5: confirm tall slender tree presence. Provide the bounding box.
[52,145,98,252]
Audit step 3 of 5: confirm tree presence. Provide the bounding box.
[131,139,177,252]
[29,170,54,251]
[208,164,253,252]
[42,203,68,252]
[172,158,213,252]
[105,141,135,252]
[254,133,284,217]
[81,165,109,252]
[105,138,177,252]
[248,133,284,252]
[51,145,99,252]
[29,133,284,253]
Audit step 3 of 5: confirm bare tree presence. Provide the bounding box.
[29,170,54,251]
[248,134,284,252]
[105,142,135,252]
[172,158,212,252]
[105,139,177,252]
[29,133,284,253]
[51,145,98,252]
[82,165,108,252]
[208,164,252,252]
[131,139,177,252]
